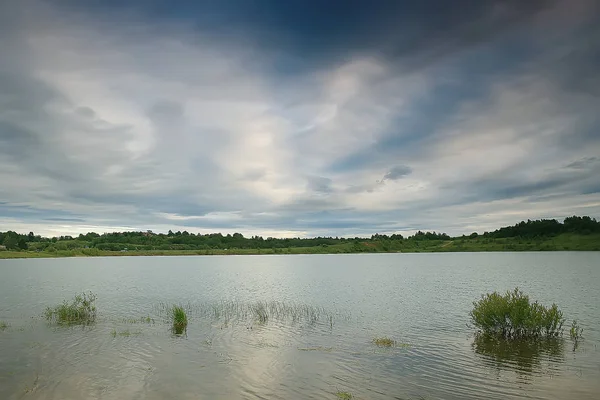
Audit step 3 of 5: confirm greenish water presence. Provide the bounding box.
[1,252,599,399]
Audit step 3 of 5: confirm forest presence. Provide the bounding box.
[1,216,599,257]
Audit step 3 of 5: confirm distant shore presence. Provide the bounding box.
[2,234,599,260]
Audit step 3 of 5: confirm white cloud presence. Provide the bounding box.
[0,0,598,237]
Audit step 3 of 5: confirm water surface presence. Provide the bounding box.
[1,252,599,399]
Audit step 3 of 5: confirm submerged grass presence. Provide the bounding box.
[298,346,333,352]
[570,320,583,340]
[0,321,9,331]
[335,391,353,399]
[171,305,188,334]
[44,292,97,325]
[373,337,396,347]
[122,316,155,324]
[193,300,346,325]
[111,328,142,337]
[154,300,346,327]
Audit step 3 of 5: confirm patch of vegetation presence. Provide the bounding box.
[298,346,333,352]
[0,321,9,331]
[569,320,583,340]
[251,302,268,324]
[111,329,142,337]
[171,305,188,334]
[44,292,97,325]
[183,300,346,326]
[470,288,564,339]
[122,316,154,324]
[335,391,353,399]
[373,337,396,347]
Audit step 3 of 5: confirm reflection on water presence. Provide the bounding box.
[1,253,600,400]
[473,334,565,377]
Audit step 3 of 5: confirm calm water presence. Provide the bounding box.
[1,253,599,400]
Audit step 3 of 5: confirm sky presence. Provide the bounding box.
[1,0,599,238]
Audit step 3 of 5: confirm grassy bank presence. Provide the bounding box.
[1,233,598,259]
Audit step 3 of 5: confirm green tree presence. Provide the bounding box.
[3,235,18,250]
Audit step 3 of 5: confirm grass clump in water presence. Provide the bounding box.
[122,316,155,324]
[569,320,583,340]
[373,337,396,347]
[171,305,188,334]
[335,391,352,399]
[0,321,9,331]
[44,292,97,325]
[250,302,269,324]
[470,288,564,339]
[111,328,142,337]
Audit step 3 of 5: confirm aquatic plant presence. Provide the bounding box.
[171,305,188,334]
[298,346,333,352]
[155,300,347,326]
[250,301,268,323]
[569,320,583,340]
[0,320,9,331]
[335,391,352,399]
[373,337,396,347]
[111,328,142,337]
[122,316,154,324]
[470,288,564,339]
[44,292,97,325]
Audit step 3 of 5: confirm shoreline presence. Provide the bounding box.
[2,247,599,260]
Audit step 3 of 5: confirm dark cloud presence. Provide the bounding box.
[565,157,599,170]
[345,182,384,194]
[46,0,560,75]
[440,159,600,207]
[44,217,86,222]
[74,106,96,119]
[306,176,333,194]
[383,165,413,181]
[147,100,185,124]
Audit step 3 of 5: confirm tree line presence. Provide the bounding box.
[0,216,598,252]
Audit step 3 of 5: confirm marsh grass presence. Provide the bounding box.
[154,300,346,327]
[0,320,9,331]
[470,288,564,339]
[251,302,269,323]
[183,300,346,325]
[335,391,352,399]
[298,346,333,352]
[373,337,396,347]
[122,316,155,324]
[171,305,188,334]
[44,292,97,325]
[111,328,142,337]
[569,320,583,340]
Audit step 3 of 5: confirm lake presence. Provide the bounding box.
[1,252,599,399]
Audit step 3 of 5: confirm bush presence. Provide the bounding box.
[470,288,564,339]
[45,292,97,325]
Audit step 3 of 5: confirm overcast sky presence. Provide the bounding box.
[1,0,599,238]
